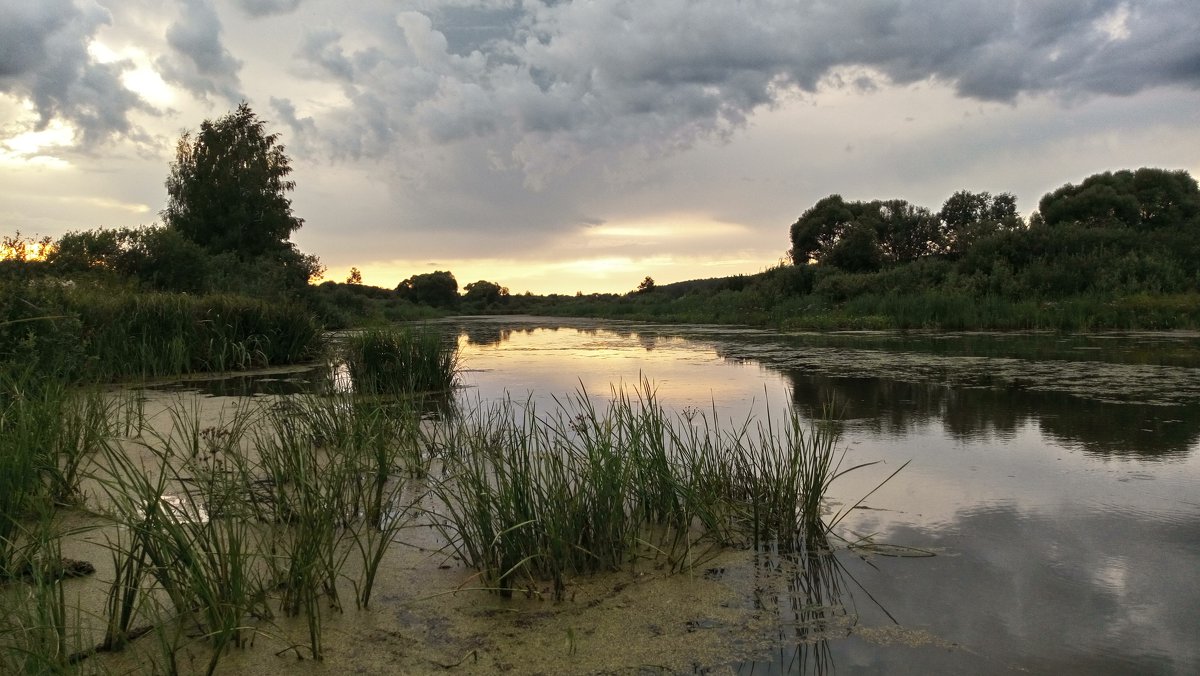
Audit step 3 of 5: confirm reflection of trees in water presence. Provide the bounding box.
[458,324,552,346]
[458,323,511,347]
[636,332,657,352]
[783,371,1200,458]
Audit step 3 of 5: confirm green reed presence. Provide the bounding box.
[430,382,897,599]
[341,326,458,395]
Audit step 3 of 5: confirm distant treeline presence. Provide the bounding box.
[518,167,1200,330]
[293,167,1200,332]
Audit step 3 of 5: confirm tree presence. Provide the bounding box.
[397,270,458,307]
[826,224,882,272]
[789,195,855,265]
[346,267,363,285]
[1035,168,1199,231]
[872,199,942,264]
[463,280,508,306]
[636,276,656,294]
[939,190,1023,255]
[789,195,940,269]
[163,103,303,257]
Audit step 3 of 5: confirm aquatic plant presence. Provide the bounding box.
[428,382,883,599]
[341,326,457,395]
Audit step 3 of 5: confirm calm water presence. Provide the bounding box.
[167,316,1200,673]
[445,316,1200,674]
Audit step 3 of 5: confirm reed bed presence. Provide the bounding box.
[428,382,890,600]
[341,326,458,395]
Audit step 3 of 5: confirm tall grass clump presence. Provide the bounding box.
[0,368,120,578]
[429,382,891,600]
[341,326,457,396]
[95,401,275,674]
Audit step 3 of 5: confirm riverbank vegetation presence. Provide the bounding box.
[512,167,1200,330]
[324,166,1196,332]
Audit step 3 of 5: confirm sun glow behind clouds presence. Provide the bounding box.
[88,40,175,106]
[0,121,75,169]
[585,217,746,241]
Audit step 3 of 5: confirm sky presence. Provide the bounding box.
[2,0,1199,294]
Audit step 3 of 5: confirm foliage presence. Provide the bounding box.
[430,383,886,599]
[163,102,303,257]
[462,279,509,307]
[635,276,656,294]
[346,267,363,285]
[522,167,1200,331]
[789,195,942,270]
[939,190,1023,256]
[1037,167,1200,230]
[396,270,459,308]
[341,326,458,395]
[0,280,322,381]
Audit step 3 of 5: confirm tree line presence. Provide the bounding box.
[789,167,1199,276]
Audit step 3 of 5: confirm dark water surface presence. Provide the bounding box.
[443,316,1200,674]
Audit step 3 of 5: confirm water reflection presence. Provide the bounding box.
[784,372,1200,458]
[446,317,1200,460]
[840,503,1200,674]
[734,532,870,676]
[436,317,1200,672]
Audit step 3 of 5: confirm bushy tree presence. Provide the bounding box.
[939,190,1023,256]
[636,276,656,294]
[347,267,363,285]
[1037,168,1199,231]
[789,195,856,266]
[789,195,940,269]
[47,226,209,292]
[397,270,458,307]
[463,280,508,306]
[163,103,303,257]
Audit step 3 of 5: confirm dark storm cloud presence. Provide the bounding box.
[0,0,146,145]
[235,0,303,18]
[292,0,1199,183]
[155,0,243,103]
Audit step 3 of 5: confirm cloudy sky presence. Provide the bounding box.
[2,0,1199,293]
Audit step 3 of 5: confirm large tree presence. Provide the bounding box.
[939,190,1023,256]
[397,270,459,308]
[1036,168,1200,231]
[163,103,303,257]
[789,195,941,269]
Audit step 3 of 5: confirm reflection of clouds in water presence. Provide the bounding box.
[832,505,1200,673]
[434,317,1200,671]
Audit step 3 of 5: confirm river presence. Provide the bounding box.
[439,316,1200,674]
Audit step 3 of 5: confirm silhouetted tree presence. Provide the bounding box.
[636,276,656,294]
[397,270,458,307]
[790,195,940,269]
[939,190,1023,255]
[463,279,508,306]
[163,103,303,257]
[347,267,363,285]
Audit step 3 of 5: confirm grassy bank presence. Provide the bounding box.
[1,281,324,382]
